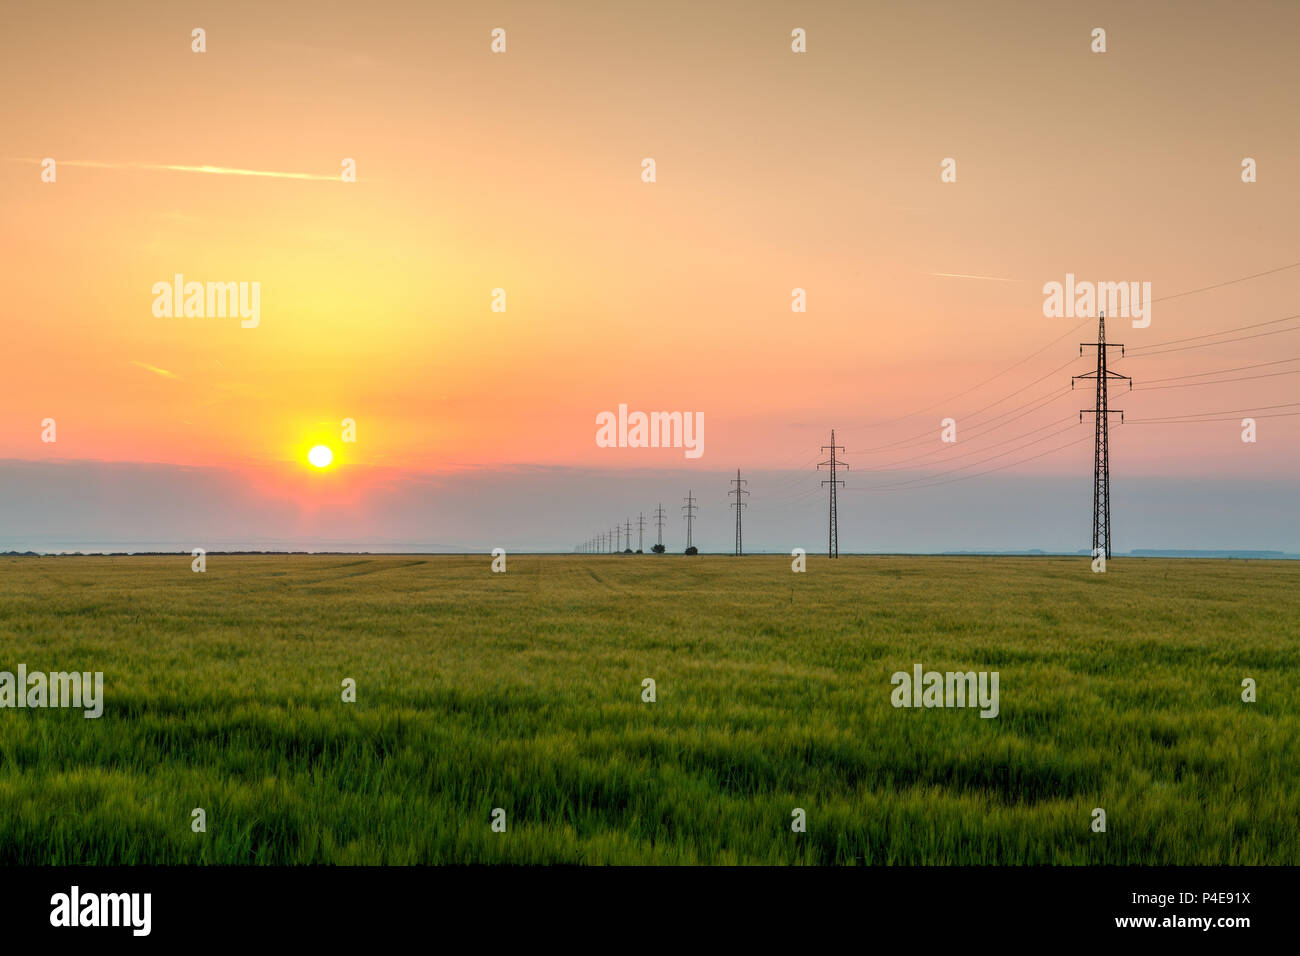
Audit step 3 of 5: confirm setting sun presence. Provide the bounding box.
[308,445,333,469]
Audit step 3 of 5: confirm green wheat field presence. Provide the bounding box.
[0,554,1296,865]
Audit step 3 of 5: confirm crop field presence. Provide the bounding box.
[0,554,1296,865]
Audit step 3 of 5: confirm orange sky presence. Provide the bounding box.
[3,0,1299,492]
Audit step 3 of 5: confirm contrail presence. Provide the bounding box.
[10,158,340,181]
[131,361,180,380]
[928,272,1025,283]
[145,163,338,181]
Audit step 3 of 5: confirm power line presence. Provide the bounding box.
[1126,400,1300,424]
[762,490,813,509]
[1128,320,1300,357]
[1136,355,1300,384]
[869,388,1075,470]
[861,357,1083,452]
[858,259,1300,431]
[866,432,1093,494]
[1129,313,1300,352]
[859,318,1095,431]
[753,453,824,496]
[827,267,1300,504]
[762,486,825,510]
[861,368,1081,457]
[859,420,1083,491]
[1127,411,1300,425]
[570,268,1300,547]
[1145,259,1300,304]
[763,481,822,507]
[1135,367,1300,391]
[871,414,1078,474]
[859,308,1296,460]
[930,358,1082,433]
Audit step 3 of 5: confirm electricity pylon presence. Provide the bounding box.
[681,491,697,551]
[637,512,645,551]
[654,503,666,549]
[818,429,848,558]
[1073,311,1131,560]
[729,469,749,555]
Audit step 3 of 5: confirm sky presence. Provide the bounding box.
[2,0,1299,553]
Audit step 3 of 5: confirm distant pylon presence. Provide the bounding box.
[818,429,848,558]
[637,512,646,551]
[624,518,632,551]
[681,491,698,551]
[1073,311,1131,560]
[728,469,749,555]
[614,525,621,551]
[654,503,666,548]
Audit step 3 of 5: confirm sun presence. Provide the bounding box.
[308,445,333,468]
